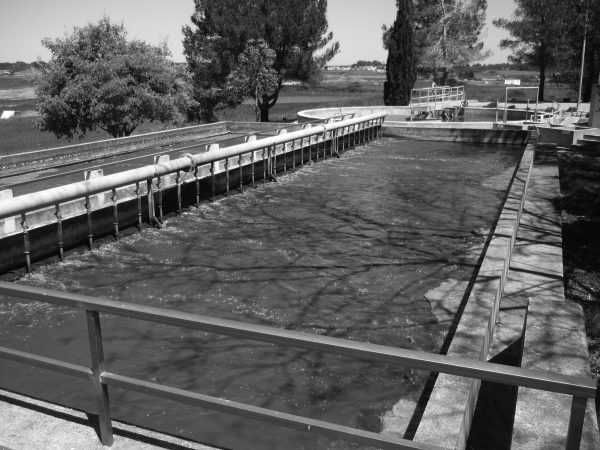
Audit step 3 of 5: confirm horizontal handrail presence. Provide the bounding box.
[102,372,440,450]
[0,113,385,221]
[0,281,594,398]
[0,345,93,379]
[409,86,465,109]
[0,271,595,449]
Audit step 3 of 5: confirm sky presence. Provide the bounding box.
[0,0,516,65]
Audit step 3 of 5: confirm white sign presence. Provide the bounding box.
[505,79,521,86]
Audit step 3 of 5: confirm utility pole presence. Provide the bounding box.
[576,0,589,111]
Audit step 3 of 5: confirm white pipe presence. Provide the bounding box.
[0,113,386,220]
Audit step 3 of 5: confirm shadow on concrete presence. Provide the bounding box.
[0,388,222,449]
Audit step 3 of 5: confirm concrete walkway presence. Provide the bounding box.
[414,139,599,448]
[502,146,599,449]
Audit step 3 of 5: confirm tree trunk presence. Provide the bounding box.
[439,68,449,86]
[259,100,270,122]
[257,78,283,122]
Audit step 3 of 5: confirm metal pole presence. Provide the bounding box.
[85,195,93,250]
[239,155,243,193]
[194,167,200,207]
[21,213,31,273]
[210,162,216,201]
[504,88,508,123]
[225,158,229,196]
[251,151,255,188]
[176,171,182,214]
[566,396,587,450]
[577,2,589,111]
[55,204,63,262]
[86,310,113,446]
[146,179,155,225]
[111,188,119,240]
[135,182,143,229]
[262,148,267,184]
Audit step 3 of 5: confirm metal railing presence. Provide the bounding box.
[0,114,385,273]
[0,281,594,449]
[409,86,465,110]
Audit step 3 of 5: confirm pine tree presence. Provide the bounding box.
[415,0,488,85]
[182,0,339,122]
[383,0,416,105]
[493,0,574,100]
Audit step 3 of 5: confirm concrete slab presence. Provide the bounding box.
[511,300,599,450]
[487,146,599,449]
[412,141,534,449]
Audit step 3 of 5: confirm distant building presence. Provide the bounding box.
[1,111,21,119]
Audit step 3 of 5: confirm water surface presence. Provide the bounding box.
[0,138,522,448]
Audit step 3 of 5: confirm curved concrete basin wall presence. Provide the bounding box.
[298,105,536,123]
[298,106,413,122]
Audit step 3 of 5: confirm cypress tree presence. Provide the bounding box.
[384,0,416,105]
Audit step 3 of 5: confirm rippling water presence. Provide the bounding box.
[0,138,522,449]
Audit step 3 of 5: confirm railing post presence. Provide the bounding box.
[55,204,64,261]
[111,188,119,240]
[20,213,31,273]
[86,310,113,446]
[225,157,230,196]
[291,139,296,172]
[84,195,93,249]
[194,166,201,207]
[262,147,267,184]
[239,154,243,193]
[210,161,216,202]
[146,179,155,225]
[565,396,587,450]
[251,151,256,188]
[135,182,143,230]
[176,170,182,214]
[156,176,163,222]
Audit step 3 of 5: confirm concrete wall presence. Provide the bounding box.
[0,122,230,170]
[537,125,600,147]
[413,140,535,449]
[0,125,374,274]
[460,107,534,122]
[383,122,529,146]
[298,105,537,124]
[298,106,414,122]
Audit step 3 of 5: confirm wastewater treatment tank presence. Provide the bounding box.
[0,137,523,449]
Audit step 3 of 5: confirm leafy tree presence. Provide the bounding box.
[182,0,339,122]
[493,0,574,100]
[383,0,417,105]
[35,17,194,139]
[225,40,280,122]
[414,0,488,85]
